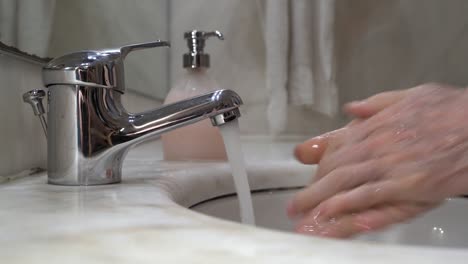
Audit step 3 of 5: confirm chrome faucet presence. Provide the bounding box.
[37,40,242,186]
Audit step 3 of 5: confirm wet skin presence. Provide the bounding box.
[289,83,468,238]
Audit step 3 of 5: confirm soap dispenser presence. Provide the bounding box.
[162,30,228,161]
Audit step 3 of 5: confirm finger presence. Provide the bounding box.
[346,119,364,127]
[313,138,372,183]
[294,127,352,165]
[295,119,366,167]
[344,90,409,119]
[295,203,433,238]
[287,160,383,218]
[313,127,403,183]
[294,136,328,165]
[295,211,359,238]
[351,203,434,233]
[312,181,402,219]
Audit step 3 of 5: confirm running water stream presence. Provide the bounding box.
[219,119,255,225]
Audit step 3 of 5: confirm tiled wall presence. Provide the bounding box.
[0,54,47,178]
[49,0,170,101]
[0,52,161,179]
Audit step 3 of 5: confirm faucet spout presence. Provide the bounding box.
[46,85,242,186]
[117,89,242,142]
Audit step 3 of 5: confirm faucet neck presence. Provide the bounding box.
[47,84,242,186]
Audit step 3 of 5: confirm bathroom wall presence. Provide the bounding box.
[0,51,160,179]
[170,0,339,136]
[0,54,47,179]
[170,0,468,136]
[48,0,170,102]
[334,0,468,104]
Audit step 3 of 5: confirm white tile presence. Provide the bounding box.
[0,54,46,177]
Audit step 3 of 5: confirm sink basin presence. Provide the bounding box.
[192,184,468,249]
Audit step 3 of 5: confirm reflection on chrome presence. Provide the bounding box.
[41,41,243,186]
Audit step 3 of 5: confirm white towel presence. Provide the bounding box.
[260,0,338,134]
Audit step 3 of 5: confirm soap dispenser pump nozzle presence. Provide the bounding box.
[183,30,224,69]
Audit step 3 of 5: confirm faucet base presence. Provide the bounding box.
[47,178,122,186]
[47,144,128,186]
[47,173,122,186]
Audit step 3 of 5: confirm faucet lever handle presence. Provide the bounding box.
[120,40,170,59]
[43,40,170,93]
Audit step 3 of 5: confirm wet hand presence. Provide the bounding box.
[294,88,410,168]
[289,83,468,238]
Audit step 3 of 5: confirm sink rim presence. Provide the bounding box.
[190,186,468,249]
[170,161,468,252]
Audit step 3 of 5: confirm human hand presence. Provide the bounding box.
[289,84,468,238]
[294,88,410,180]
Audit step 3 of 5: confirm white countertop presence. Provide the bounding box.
[1,139,467,263]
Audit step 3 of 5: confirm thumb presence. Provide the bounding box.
[294,126,352,165]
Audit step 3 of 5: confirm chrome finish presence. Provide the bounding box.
[43,40,170,92]
[43,41,243,186]
[183,30,224,68]
[22,89,48,138]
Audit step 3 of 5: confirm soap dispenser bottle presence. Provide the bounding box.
[162,30,228,161]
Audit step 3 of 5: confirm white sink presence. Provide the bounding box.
[192,183,468,249]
